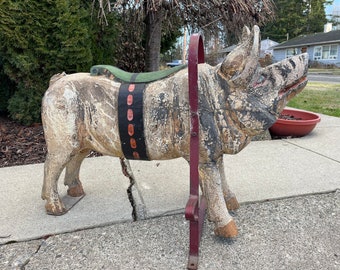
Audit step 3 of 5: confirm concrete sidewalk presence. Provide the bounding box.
[0,112,339,269]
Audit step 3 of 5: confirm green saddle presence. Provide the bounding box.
[90,64,187,83]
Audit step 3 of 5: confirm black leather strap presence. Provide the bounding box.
[118,82,149,160]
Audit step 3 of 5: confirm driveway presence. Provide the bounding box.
[308,73,340,83]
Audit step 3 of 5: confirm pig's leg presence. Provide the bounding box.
[218,157,240,210]
[42,152,71,215]
[199,161,238,238]
[64,150,90,197]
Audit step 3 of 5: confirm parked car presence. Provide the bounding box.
[166,59,187,67]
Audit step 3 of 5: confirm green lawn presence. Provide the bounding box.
[287,82,340,117]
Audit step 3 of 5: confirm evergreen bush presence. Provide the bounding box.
[0,0,118,125]
[0,57,15,113]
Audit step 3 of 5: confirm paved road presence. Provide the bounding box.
[308,73,340,83]
[1,192,339,270]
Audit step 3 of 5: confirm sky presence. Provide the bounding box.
[326,0,340,16]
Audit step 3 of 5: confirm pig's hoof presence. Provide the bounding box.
[214,220,238,238]
[226,197,240,211]
[45,201,67,216]
[67,183,85,197]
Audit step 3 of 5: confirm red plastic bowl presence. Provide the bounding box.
[269,108,321,137]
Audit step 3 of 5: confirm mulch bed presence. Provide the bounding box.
[0,115,46,167]
[0,115,101,168]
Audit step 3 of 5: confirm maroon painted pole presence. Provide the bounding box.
[185,33,206,270]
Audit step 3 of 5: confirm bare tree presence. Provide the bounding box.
[96,0,274,71]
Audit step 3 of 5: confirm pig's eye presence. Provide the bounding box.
[252,74,266,88]
[257,75,266,84]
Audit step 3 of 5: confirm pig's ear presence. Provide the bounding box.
[219,25,260,89]
[241,25,251,44]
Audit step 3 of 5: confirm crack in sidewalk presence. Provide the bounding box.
[8,238,47,269]
[120,157,147,221]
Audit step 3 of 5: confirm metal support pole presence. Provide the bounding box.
[185,33,206,270]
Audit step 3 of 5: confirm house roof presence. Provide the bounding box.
[220,39,278,54]
[273,30,340,49]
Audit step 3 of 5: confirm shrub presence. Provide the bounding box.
[7,88,43,125]
[0,57,15,114]
[0,0,117,124]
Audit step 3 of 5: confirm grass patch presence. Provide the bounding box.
[287,82,340,117]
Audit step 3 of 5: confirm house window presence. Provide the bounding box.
[314,44,338,60]
[330,45,338,59]
[314,46,322,60]
[286,48,298,58]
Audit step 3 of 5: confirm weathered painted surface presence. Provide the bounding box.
[41,26,308,238]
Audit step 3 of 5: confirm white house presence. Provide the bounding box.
[272,30,340,66]
[260,38,278,57]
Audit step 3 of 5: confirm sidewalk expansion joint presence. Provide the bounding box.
[283,140,340,164]
[240,189,340,206]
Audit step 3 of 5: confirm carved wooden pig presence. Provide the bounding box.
[41,26,308,238]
